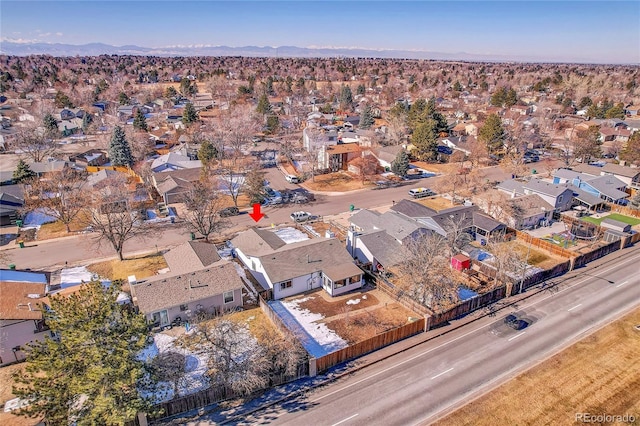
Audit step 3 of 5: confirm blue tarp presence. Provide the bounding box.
[268,300,335,358]
[458,286,478,301]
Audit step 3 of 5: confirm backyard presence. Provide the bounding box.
[87,253,168,291]
[581,213,640,227]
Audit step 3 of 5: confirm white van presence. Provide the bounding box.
[290,211,310,222]
[285,175,300,184]
[408,187,435,198]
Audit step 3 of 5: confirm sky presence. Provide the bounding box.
[1,1,638,63]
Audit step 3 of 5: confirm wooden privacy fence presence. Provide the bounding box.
[427,285,507,329]
[86,165,143,183]
[573,240,622,269]
[516,260,571,295]
[375,276,433,319]
[314,318,425,374]
[607,203,640,218]
[514,229,575,259]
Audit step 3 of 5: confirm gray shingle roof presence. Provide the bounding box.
[600,163,640,178]
[524,179,573,197]
[357,230,408,267]
[389,199,438,218]
[496,179,526,195]
[133,261,243,313]
[554,168,583,180]
[231,227,287,257]
[568,184,604,206]
[258,238,361,284]
[163,241,222,275]
[510,194,554,217]
[349,209,381,231]
[472,212,505,232]
[585,175,629,200]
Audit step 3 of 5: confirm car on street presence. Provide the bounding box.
[290,211,311,222]
[285,174,301,184]
[219,206,240,217]
[504,314,528,330]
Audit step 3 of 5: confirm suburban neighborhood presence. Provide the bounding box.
[1,3,639,425]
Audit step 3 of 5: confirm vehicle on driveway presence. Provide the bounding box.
[290,211,311,222]
[408,187,436,198]
[504,314,528,330]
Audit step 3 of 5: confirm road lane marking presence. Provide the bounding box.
[568,303,582,311]
[430,367,454,380]
[616,281,629,288]
[331,413,358,426]
[508,331,526,341]
[309,252,640,404]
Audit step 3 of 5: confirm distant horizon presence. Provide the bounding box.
[1,1,638,64]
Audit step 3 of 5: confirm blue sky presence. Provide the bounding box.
[1,1,638,63]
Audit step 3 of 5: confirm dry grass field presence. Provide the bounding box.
[304,172,373,192]
[501,239,566,269]
[36,210,91,240]
[416,196,456,211]
[434,307,640,426]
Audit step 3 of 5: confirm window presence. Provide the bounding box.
[558,195,564,204]
[179,304,189,311]
[223,291,234,304]
[334,279,346,289]
[349,275,361,285]
[280,281,292,290]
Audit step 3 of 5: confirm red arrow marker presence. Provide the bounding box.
[248,203,265,222]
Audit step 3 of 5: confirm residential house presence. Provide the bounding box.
[478,193,554,230]
[0,269,51,365]
[58,118,83,137]
[86,169,119,189]
[29,160,68,176]
[117,105,137,122]
[465,123,479,136]
[373,145,404,170]
[131,261,244,327]
[318,143,362,172]
[573,163,640,190]
[302,126,338,151]
[471,211,507,244]
[510,105,533,115]
[69,149,108,167]
[151,167,201,204]
[599,127,631,143]
[231,228,363,299]
[553,169,629,204]
[150,152,202,173]
[162,241,221,275]
[624,105,640,117]
[497,178,574,212]
[0,192,23,226]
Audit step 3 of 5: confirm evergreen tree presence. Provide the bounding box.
[133,109,148,132]
[118,92,130,106]
[412,120,439,161]
[578,96,593,109]
[391,150,410,177]
[244,168,268,204]
[359,105,375,129]
[43,113,58,136]
[164,86,177,98]
[408,98,428,130]
[197,139,218,164]
[265,115,280,134]
[108,125,134,167]
[605,103,625,119]
[490,87,507,107]
[12,280,153,425]
[357,84,366,95]
[54,91,73,108]
[504,88,518,107]
[452,81,463,92]
[81,113,92,133]
[182,103,198,126]
[478,113,506,155]
[339,84,353,111]
[620,131,640,165]
[586,103,599,119]
[256,93,272,115]
[13,159,36,183]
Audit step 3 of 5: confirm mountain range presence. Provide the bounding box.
[0,41,571,63]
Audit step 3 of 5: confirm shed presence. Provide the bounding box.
[451,254,471,271]
[600,218,631,233]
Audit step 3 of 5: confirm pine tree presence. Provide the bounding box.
[197,139,218,164]
[391,150,410,177]
[12,280,154,425]
[357,84,366,95]
[118,91,130,106]
[359,105,375,129]
[13,159,36,183]
[505,88,518,107]
[620,132,640,165]
[244,168,268,204]
[133,109,148,132]
[43,113,58,136]
[478,114,506,155]
[265,115,280,134]
[412,121,439,161]
[108,125,134,167]
[182,103,198,126]
[339,84,353,111]
[256,93,272,115]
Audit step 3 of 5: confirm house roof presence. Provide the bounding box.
[151,153,202,171]
[568,184,604,207]
[389,199,438,218]
[524,178,573,197]
[585,175,629,200]
[258,238,361,284]
[29,161,67,174]
[472,212,505,232]
[572,164,608,176]
[132,261,243,313]
[163,241,222,275]
[600,163,640,178]
[357,230,407,267]
[156,175,194,196]
[496,179,527,196]
[0,280,47,320]
[510,194,554,218]
[428,205,477,232]
[350,209,382,230]
[86,169,118,188]
[231,227,287,257]
[554,168,584,180]
[326,143,362,154]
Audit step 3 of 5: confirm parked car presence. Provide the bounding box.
[219,206,240,217]
[408,187,435,198]
[290,211,311,222]
[285,174,301,184]
[504,314,528,330]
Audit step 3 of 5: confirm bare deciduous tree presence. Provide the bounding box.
[13,125,59,163]
[182,182,228,241]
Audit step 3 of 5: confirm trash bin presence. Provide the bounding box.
[532,169,537,174]
[18,240,24,248]
[349,204,355,212]
[8,264,16,270]
[15,219,22,228]
[190,232,195,241]
[170,216,175,224]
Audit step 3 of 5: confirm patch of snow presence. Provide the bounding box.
[22,208,57,228]
[362,294,367,300]
[233,262,259,300]
[275,227,309,244]
[53,266,111,293]
[217,246,234,260]
[346,298,360,305]
[157,267,171,274]
[281,298,347,352]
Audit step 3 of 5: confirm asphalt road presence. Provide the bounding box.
[232,247,640,426]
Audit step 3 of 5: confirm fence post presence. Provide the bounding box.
[309,357,317,377]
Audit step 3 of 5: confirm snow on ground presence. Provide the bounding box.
[217,246,234,260]
[137,332,210,403]
[280,297,347,352]
[346,298,360,305]
[53,266,128,304]
[233,261,260,299]
[144,208,176,224]
[275,227,309,244]
[22,208,57,229]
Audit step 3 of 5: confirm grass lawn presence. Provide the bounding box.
[581,213,640,227]
[434,307,640,426]
[36,210,91,241]
[87,253,167,290]
[417,196,455,212]
[304,172,373,192]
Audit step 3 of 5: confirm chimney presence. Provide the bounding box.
[511,188,516,199]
